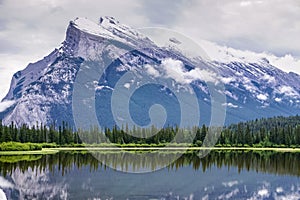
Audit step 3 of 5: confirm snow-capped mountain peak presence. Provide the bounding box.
[0,17,299,127]
[71,17,115,39]
[98,16,147,40]
[70,16,149,48]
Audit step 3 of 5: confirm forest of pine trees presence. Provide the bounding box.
[0,121,80,145]
[0,115,300,147]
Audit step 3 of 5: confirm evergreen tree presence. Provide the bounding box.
[0,120,3,143]
[295,125,300,145]
[237,123,244,145]
[245,125,253,146]
[2,126,12,142]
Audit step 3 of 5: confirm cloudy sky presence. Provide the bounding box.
[0,0,300,100]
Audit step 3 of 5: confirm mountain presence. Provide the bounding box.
[0,16,299,129]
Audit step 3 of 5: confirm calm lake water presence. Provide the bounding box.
[0,150,300,200]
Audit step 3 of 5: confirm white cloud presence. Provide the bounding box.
[145,64,160,77]
[240,1,252,7]
[267,54,300,74]
[222,102,238,108]
[0,100,15,112]
[161,58,188,84]
[199,40,300,75]
[160,58,219,84]
[274,97,282,102]
[177,1,300,57]
[257,94,268,101]
[186,68,218,83]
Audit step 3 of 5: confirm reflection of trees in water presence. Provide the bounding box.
[0,151,299,176]
[91,151,182,172]
[169,151,300,176]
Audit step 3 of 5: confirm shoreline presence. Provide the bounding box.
[1,147,300,155]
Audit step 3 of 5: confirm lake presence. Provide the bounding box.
[0,150,300,199]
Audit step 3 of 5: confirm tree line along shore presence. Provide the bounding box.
[0,115,300,151]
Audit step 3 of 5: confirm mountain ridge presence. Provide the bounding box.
[0,17,299,128]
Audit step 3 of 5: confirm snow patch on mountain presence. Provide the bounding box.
[277,86,299,97]
[261,74,276,84]
[71,16,151,50]
[72,17,116,40]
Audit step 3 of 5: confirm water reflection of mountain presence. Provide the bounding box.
[0,150,299,176]
[0,167,68,200]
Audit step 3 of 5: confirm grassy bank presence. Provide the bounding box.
[1,142,300,155]
[0,142,43,151]
[0,142,59,155]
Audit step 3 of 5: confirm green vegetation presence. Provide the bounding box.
[0,115,300,151]
[217,115,300,148]
[0,142,42,151]
[0,121,80,146]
